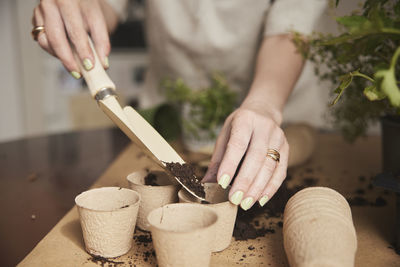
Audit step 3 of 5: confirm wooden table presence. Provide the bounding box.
[15,132,400,266]
[0,128,130,267]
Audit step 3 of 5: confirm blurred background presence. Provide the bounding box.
[0,0,364,143]
[0,1,393,266]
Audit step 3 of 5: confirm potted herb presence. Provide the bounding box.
[297,0,400,170]
[298,0,400,253]
[162,73,237,152]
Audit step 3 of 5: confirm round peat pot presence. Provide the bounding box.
[283,187,357,267]
[284,123,316,168]
[75,187,141,258]
[178,183,237,252]
[127,170,180,231]
[147,203,218,267]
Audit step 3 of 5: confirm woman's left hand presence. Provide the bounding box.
[202,104,289,210]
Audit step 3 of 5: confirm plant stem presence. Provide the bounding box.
[390,46,400,70]
[352,71,375,83]
[381,28,400,36]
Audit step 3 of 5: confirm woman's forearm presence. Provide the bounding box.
[241,34,305,124]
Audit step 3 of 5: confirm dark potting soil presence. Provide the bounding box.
[89,255,124,267]
[233,176,300,241]
[355,189,365,195]
[302,177,318,186]
[134,233,152,244]
[165,162,205,198]
[346,196,388,207]
[144,173,159,186]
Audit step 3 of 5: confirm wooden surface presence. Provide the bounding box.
[0,128,130,267]
[18,133,400,266]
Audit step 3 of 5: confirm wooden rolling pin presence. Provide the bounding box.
[283,187,357,267]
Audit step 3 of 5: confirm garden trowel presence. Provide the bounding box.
[73,38,205,201]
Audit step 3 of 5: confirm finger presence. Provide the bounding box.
[32,6,39,26]
[58,0,94,71]
[216,112,253,191]
[202,114,234,182]
[240,128,285,210]
[258,140,289,207]
[81,0,111,69]
[235,127,284,210]
[240,156,277,210]
[33,6,56,56]
[37,33,56,57]
[228,121,272,207]
[40,1,81,77]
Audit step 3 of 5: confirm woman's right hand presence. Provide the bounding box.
[32,0,112,79]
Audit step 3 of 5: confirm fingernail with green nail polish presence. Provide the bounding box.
[218,174,230,189]
[259,195,269,207]
[240,197,254,210]
[70,71,81,79]
[104,57,109,68]
[230,191,244,205]
[83,58,93,71]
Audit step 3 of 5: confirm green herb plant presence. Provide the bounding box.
[297,0,400,141]
[162,73,237,140]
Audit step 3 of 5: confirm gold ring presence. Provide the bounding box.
[267,149,280,162]
[31,26,45,41]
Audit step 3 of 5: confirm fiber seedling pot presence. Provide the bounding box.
[147,203,218,267]
[284,123,316,167]
[127,170,180,231]
[283,187,357,267]
[178,183,237,252]
[75,187,141,258]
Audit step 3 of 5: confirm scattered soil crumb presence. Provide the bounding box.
[27,172,39,182]
[89,255,123,267]
[302,177,318,186]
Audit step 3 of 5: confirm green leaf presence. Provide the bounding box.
[395,1,400,15]
[375,69,400,107]
[336,16,370,34]
[331,73,353,106]
[153,104,181,140]
[373,46,400,107]
[363,85,386,101]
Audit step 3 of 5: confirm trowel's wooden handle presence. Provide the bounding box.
[74,38,116,98]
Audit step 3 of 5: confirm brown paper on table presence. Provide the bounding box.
[19,133,399,266]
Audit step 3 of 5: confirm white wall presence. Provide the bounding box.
[0,0,25,141]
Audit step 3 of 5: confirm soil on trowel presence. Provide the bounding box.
[165,162,205,198]
[144,173,159,186]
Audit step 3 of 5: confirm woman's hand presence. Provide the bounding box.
[31,0,114,78]
[203,103,289,210]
